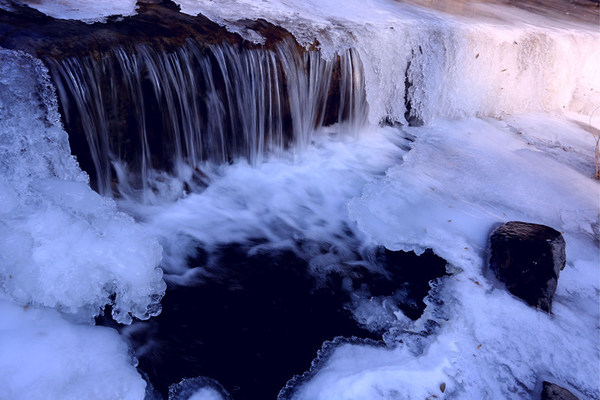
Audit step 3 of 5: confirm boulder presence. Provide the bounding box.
[489,221,566,312]
[541,381,579,400]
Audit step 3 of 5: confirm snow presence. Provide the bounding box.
[350,114,599,257]
[339,114,598,399]
[18,0,138,22]
[291,339,454,399]
[0,297,147,400]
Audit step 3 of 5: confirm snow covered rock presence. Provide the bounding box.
[541,381,579,400]
[489,221,566,312]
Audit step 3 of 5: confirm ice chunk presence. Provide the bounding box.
[0,49,165,323]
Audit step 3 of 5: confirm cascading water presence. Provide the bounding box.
[48,38,367,198]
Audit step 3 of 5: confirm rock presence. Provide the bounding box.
[489,221,566,312]
[541,381,579,400]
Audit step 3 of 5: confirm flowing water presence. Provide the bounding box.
[48,39,367,197]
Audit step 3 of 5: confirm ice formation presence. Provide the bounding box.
[0,49,165,324]
[0,48,165,397]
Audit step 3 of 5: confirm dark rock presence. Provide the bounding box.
[489,221,566,312]
[541,381,579,400]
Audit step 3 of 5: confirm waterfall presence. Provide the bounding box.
[47,38,368,197]
[2,2,600,400]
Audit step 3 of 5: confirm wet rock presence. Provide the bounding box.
[489,221,566,312]
[541,381,579,400]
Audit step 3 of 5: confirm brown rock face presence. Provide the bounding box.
[489,221,566,312]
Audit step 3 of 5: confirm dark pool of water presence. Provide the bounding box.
[117,243,447,399]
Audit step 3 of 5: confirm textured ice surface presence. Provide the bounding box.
[0,48,165,323]
[0,47,165,398]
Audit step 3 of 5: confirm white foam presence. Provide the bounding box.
[119,125,408,277]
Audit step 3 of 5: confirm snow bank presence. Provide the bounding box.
[0,298,147,400]
[350,115,599,257]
